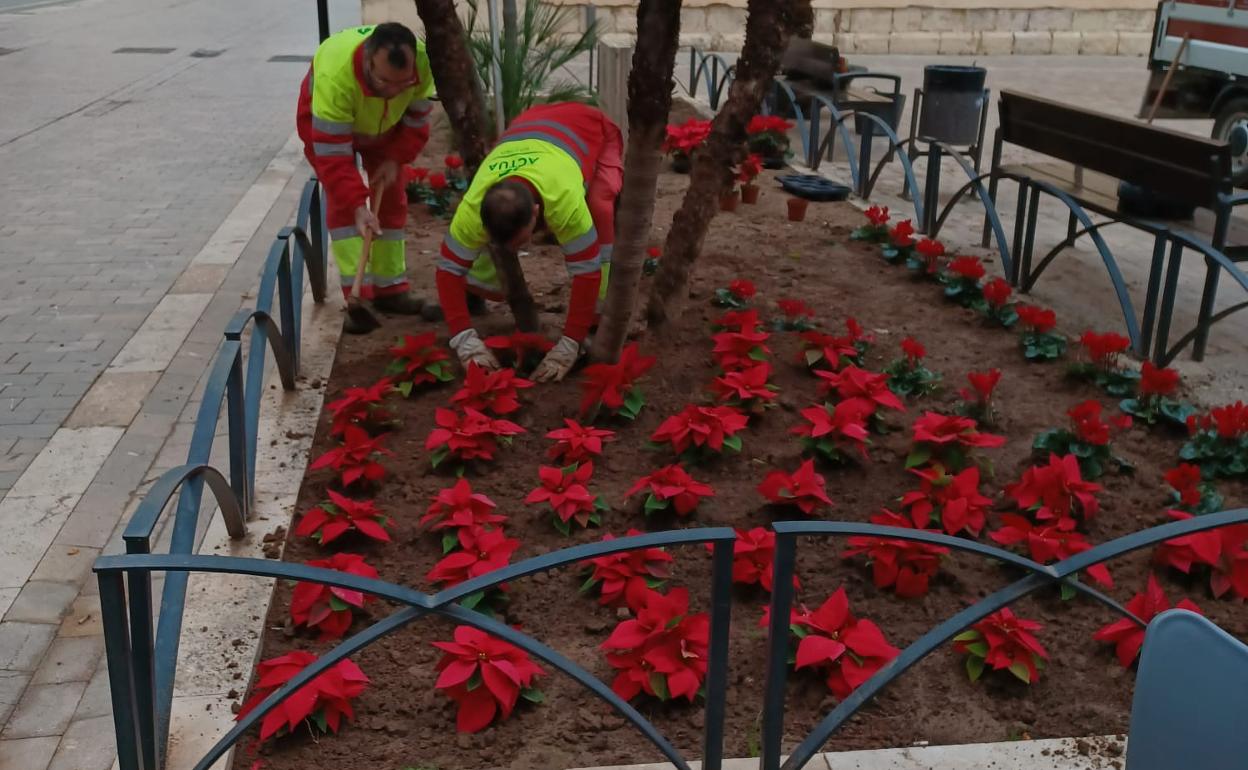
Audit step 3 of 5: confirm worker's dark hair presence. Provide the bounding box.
[365,22,417,70]
[482,180,536,245]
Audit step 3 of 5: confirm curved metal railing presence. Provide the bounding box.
[686,48,736,111]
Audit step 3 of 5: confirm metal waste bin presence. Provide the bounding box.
[917,65,987,145]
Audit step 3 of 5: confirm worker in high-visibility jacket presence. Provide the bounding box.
[296,22,438,333]
[437,102,624,382]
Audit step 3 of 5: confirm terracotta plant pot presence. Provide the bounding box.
[787,197,809,222]
[671,153,692,174]
[720,190,741,212]
[740,183,760,204]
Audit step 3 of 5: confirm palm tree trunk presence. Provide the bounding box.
[413,0,537,328]
[590,0,683,362]
[645,0,810,329]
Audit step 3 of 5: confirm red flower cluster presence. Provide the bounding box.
[736,154,763,184]
[772,588,900,698]
[710,363,778,407]
[296,489,391,545]
[890,219,916,248]
[425,407,525,467]
[426,526,520,589]
[326,378,394,436]
[1093,575,1202,668]
[728,279,756,301]
[236,651,369,740]
[1066,399,1131,446]
[484,332,556,364]
[451,364,533,415]
[1139,361,1180,397]
[900,465,992,537]
[290,553,379,640]
[429,171,448,191]
[627,464,715,516]
[982,277,1012,309]
[947,255,985,281]
[545,419,615,465]
[747,114,793,135]
[953,608,1048,683]
[663,117,712,154]
[792,399,873,462]
[722,527,795,592]
[989,515,1113,587]
[712,325,772,372]
[602,588,710,702]
[912,412,1005,450]
[915,238,945,273]
[582,530,673,610]
[865,205,890,226]
[1165,464,1203,509]
[578,343,656,420]
[444,154,464,170]
[1189,401,1248,439]
[433,626,545,733]
[1016,304,1057,333]
[1006,453,1102,524]
[1079,330,1131,370]
[843,509,948,598]
[1154,510,1248,599]
[525,462,604,533]
[900,336,926,365]
[778,298,816,319]
[758,459,833,515]
[815,365,904,416]
[651,404,749,457]
[387,332,454,394]
[310,425,391,488]
[420,479,506,550]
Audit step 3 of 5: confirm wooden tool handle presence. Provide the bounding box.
[350,188,386,300]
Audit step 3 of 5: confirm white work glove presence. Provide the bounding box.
[532,336,583,383]
[450,328,500,371]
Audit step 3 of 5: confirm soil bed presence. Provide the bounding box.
[236,126,1247,770]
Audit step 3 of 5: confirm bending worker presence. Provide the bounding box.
[297,22,437,332]
[437,102,623,382]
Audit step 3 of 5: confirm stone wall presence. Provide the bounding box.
[361,0,1157,56]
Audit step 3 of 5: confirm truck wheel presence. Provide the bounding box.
[1212,97,1248,186]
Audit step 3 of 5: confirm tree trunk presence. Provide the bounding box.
[792,1,815,39]
[413,0,538,330]
[645,0,809,329]
[501,0,520,125]
[413,0,490,168]
[590,0,683,362]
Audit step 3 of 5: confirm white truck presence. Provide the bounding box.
[1143,0,1248,182]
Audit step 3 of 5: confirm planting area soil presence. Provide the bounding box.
[237,120,1247,770]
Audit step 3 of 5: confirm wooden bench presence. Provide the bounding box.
[776,39,899,117]
[985,89,1248,364]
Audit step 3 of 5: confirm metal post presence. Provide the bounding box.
[1020,185,1042,290]
[225,350,251,518]
[1154,240,1186,365]
[1010,181,1028,286]
[702,540,735,770]
[1194,210,1230,360]
[922,143,942,235]
[760,535,798,770]
[710,56,720,110]
[486,0,507,134]
[317,0,329,43]
[100,571,149,770]
[586,5,597,92]
[980,128,1003,248]
[277,242,298,374]
[1139,233,1168,358]
[856,119,876,199]
[122,540,157,770]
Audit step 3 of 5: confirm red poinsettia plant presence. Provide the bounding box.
[1017,304,1066,361]
[957,368,1002,425]
[714,278,757,309]
[579,342,657,422]
[980,277,1019,327]
[1162,463,1224,515]
[851,205,891,243]
[295,489,391,546]
[953,608,1048,684]
[236,651,369,741]
[426,526,520,610]
[602,587,710,703]
[1154,510,1248,599]
[884,337,942,399]
[662,117,712,157]
[746,114,794,157]
[717,526,800,592]
[1181,400,1248,479]
[650,404,749,461]
[432,625,545,733]
[799,317,872,370]
[989,514,1113,591]
[709,362,779,413]
[907,412,1006,472]
[899,464,992,537]
[1121,361,1195,428]
[1005,453,1102,526]
[484,332,556,370]
[940,255,987,309]
[1093,574,1203,668]
[425,407,525,469]
[793,399,873,464]
[581,530,673,610]
[881,219,916,263]
[842,509,948,598]
[420,478,507,553]
[736,153,763,185]
[386,332,456,396]
[626,464,715,517]
[326,378,395,436]
[768,587,900,699]
[310,425,391,489]
[774,298,817,331]
[758,458,833,515]
[451,363,533,415]
[545,418,616,465]
[289,553,379,640]
[526,462,609,535]
[815,364,905,430]
[711,324,772,372]
[1032,399,1132,479]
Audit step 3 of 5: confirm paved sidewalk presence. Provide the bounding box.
[0,0,358,767]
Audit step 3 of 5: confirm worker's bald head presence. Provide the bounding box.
[482,179,539,251]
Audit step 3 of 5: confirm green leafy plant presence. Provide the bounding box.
[1016,305,1065,362]
[885,337,942,398]
[464,0,600,126]
[1120,361,1196,428]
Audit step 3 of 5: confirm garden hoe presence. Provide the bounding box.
[346,187,384,333]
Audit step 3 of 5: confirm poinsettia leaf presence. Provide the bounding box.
[589,511,602,526]
[905,447,932,469]
[460,590,486,611]
[645,577,667,589]
[643,493,668,515]
[397,381,414,398]
[430,447,449,468]
[623,388,646,416]
[804,349,824,367]
[579,575,599,594]
[952,630,981,643]
[1059,582,1077,601]
[311,710,329,733]
[748,348,769,362]
[1008,661,1034,683]
[466,670,484,691]
[966,655,985,682]
[442,531,460,554]
[553,516,571,537]
[723,435,743,453]
[520,687,545,704]
[328,596,351,612]
[649,673,671,701]
[964,641,989,657]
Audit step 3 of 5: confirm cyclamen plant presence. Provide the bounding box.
[1179,401,1248,479]
[940,255,988,309]
[714,278,757,309]
[881,219,916,264]
[1016,304,1066,362]
[980,277,1019,327]
[850,204,890,243]
[884,337,942,398]
[1162,463,1223,515]
[1069,330,1138,396]
[1119,361,1196,428]
[907,237,945,276]
[773,298,817,332]
[957,368,1002,425]
[1032,399,1133,479]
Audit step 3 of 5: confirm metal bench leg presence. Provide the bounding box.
[1020,186,1041,291]
[1154,241,1185,365]
[922,143,942,235]
[1193,259,1221,361]
[1010,180,1028,286]
[1066,212,1078,243]
[980,128,1003,249]
[1138,233,1168,359]
[856,121,876,199]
